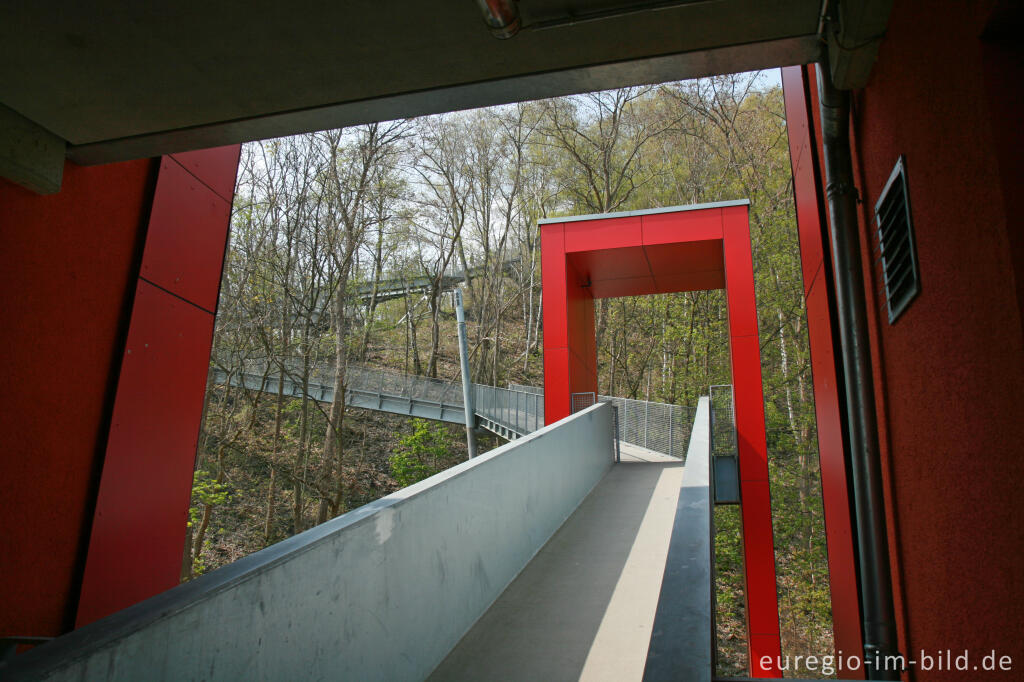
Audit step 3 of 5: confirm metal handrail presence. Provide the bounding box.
[212,361,695,454]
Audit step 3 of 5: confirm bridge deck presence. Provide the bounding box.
[428,443,685,682]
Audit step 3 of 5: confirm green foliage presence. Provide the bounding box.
[187,470,233,577]
[389,419,457,487]
[188,470,232,529]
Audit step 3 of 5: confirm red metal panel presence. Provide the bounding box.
[568,246,650,283]
[581,291,596,372]
[75,146,239,627]
[566,259,590,335]
[653,270,726,294]
[563,215,642,253]
[0,159,156,639]
[589,275,657,299]
[643,239,724,279]
[723,215,759,340]
[543,347,571,425]
[782,64,864,671]
[641,209,722,244]
[805,281,863,666]
[730,330,782,671]
[722,213,782,672]
[140,158,232,312]
[569,348,596,396]
[169,145,242,203]
[782,67,828,299]
[740,479,783,677]
[75,280,215,626]
[730,335,770,479]
[541,224,568,350]
[749,634,784,677]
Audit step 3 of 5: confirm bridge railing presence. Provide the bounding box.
[348,363,464,409]
[511,383,694,460]
[213,363,694,456]
[474,384,544,437]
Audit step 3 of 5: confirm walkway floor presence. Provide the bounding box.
[428,443,684,681]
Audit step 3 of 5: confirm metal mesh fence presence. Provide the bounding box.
[221,359,466,409]
[213,359,696,457]
[508,382,544,395]
[709,384,737,458]
[570,392,597,413]
[474,384,545,435]
[597,395,695,460]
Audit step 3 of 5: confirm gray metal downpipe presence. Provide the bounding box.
[815,62,900,680]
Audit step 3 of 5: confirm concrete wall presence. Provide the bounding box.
[3,404,615,681]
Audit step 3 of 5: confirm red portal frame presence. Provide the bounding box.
[540,201,782,676]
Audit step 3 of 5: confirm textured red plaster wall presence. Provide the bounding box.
[846,1,1024,676]
[0,159,157,638]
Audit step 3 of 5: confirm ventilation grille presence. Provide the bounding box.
[873,156,920,323]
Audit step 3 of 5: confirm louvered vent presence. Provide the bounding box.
[873,156,920,323]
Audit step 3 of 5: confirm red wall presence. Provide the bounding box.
[76,147,241,625]
[840,1,1024,675]
[0,145,240,638]
[781,65,863,672]
[0,159,157,638]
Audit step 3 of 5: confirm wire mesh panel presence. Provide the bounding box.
[213,360,697,454]
[709,384,737,458]
[596,394,696,461]
[473,384,543,436]
[508,382,544,395]
[571,392,596,413]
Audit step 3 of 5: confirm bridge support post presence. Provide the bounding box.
[455,289,478,459]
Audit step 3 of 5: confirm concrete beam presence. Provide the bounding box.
[65,36,821,166]
[0,104,65,194]
[827,0,894,89]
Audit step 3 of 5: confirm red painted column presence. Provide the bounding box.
[75,145,241,626]
[541,222,572,424]
[541,221,597,424]
[781,65,864,673]
[722,205,783,676]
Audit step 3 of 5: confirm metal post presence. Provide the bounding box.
[455,289,477,459]
[644,398,649,448]
[516,390,520,432]
[669,407,674,457]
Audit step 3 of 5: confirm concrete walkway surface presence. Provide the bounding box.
[428,443,685,681]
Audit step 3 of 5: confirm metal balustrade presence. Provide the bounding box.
[214,362,694,455]
[474,384,544,439]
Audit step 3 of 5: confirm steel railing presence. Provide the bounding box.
[213,361,695,455]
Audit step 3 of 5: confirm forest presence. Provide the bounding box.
[187,71,832,677]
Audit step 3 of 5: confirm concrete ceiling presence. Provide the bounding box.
[2,1,888,193]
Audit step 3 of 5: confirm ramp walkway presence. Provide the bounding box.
[428,443,686,682]
[0,400,713,682]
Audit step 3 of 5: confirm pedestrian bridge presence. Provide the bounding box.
[0,400,717,681]
[212,362,695,459]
